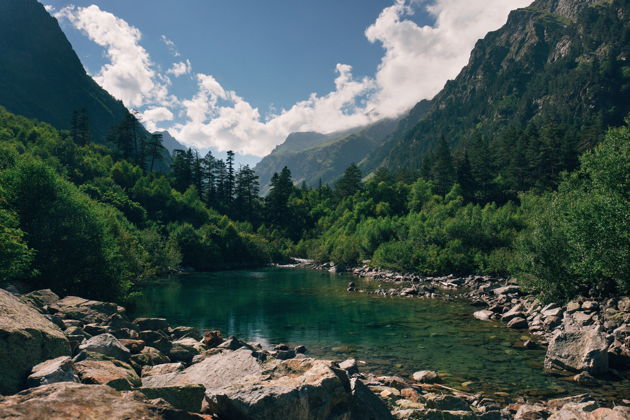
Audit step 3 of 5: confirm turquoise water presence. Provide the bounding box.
[132,268,628,401]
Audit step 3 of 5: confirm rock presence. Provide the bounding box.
[273,349,296,360]
[141,363,185,377]
[49,296,121,324]
[64,326,91,341]
[401,387,422,403]
[421,409,476,419]
[75,359,141,391]
[20,289,60,311]
[119,339,145,354]
[573,371,598,387]
[412,370,439,383]
[79,333,130,362]
[377,375,409,390]
[618,297,630,312]
[493,285,520,296]
[0,288,70,394]
[474,310,494,321]
[130,346,170,367]
[27,356,79,387]
[339,358,359,376]
[206,358,357,420]
[515,403,548,419]
[202,330,224,348]
[542,307,564,318]
[169,338,205,363]
[507,317,528,329]
[142,348,264,392]
[294,345,307,354]
[138,384,206,413]
[401,287,418,296]
[545,328,609,375]
[0,382,202,419]
[169,326,202,341]
[107,314,137,332]
[501,304,525,322]
[134,318,169,332]
[216,336,246,351]
[350,378,393,419]
[524,340,538,349]
[423,394,471,411]
[581,301,599,312]
[139,330,173,355]
[547,401,606,420]
[83,323,110,336]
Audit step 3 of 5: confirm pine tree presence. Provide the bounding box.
[70,109,90,146]
[335,163,362,198]
[146,133,165,172]
[430,136,455,196]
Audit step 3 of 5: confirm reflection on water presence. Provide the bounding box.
[132,268,629,401]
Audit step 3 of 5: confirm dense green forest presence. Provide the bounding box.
[0,104,628,304]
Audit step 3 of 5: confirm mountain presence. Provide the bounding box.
[156,131,187,155]
[362,0,630,172]
[255,118,401,192]
[0,0,135,143]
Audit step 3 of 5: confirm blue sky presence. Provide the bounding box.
[44,0,531,163]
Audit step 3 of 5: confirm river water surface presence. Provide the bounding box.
[132,268,628,402]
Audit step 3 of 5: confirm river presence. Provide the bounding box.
[132,267,628,402]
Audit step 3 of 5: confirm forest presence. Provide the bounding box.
[0,106,628,303]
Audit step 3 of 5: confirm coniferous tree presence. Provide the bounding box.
[70,109,90,146]
[266,167,293,229]
[335,163,362,199]
[146,133,165,172]
[430,136,455,195]
[234,165,260,222]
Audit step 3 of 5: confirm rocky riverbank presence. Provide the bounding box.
[1,285,629,419]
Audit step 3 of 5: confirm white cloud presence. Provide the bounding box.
[141,107,174,132]
[167,60,192,77]
[161,35,181,57]
[55,5,170,108]
[60,0,532,157]
[44,5,55,13]
[171,0,532,156]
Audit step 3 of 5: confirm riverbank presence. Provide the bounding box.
[2,285,629,419]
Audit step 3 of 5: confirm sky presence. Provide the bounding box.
[42,0,532,164]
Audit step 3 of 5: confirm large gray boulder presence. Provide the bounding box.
[0,288,71,394]
[78,333,130,362]
[544,327,609,375]
[75,359,141,391]
[0,382,203,419]
[27,356,79,387]
[350,378,393,420]
[49,296,122,324]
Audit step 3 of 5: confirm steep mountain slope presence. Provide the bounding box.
[0,0,134,143]
[255,118,400,191]
[363,0,630,171]
[156,131,187,155]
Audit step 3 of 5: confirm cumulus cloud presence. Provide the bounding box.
[167,60,192,77]
[141,107,174,132]
[44,5,55,12]
[171,0,532,156]
[55,5,170,108]
[59,0,532,156]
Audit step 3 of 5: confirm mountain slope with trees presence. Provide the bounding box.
[0,0,137,143]
[362,0,630,182]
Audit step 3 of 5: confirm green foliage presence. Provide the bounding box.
[516,122,630,301]
[0,192,34,282]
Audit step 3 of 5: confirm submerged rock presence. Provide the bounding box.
[0,288,70,394]
[412,370,439,384]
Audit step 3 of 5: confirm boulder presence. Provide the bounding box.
[141,363,185,377]
[423,394,471,412]
[350,378,393,420]
[216,336,247,351]
[75,359,141,391]
[169,338,205,363]
[0,288,71,394]
[501,304,525,322]
[119,339,145,354]
[27,356,79,387]
[49,296,121,324]
[130,346,170,367]
[0,382,203,419]
[339,359,360,376]
[20,289,60,311]
[507,317,528,329]
[170,326,202,341]
[514,403,549,419]
[544,328,609,375]
[139,330,173,354]
[205,358,356,420]
[79,333,130,362]
[474,310,494,321]
[412,370,439,384]
[134,318,169,332]
[138,384,206,413]
[202,330,224,348]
